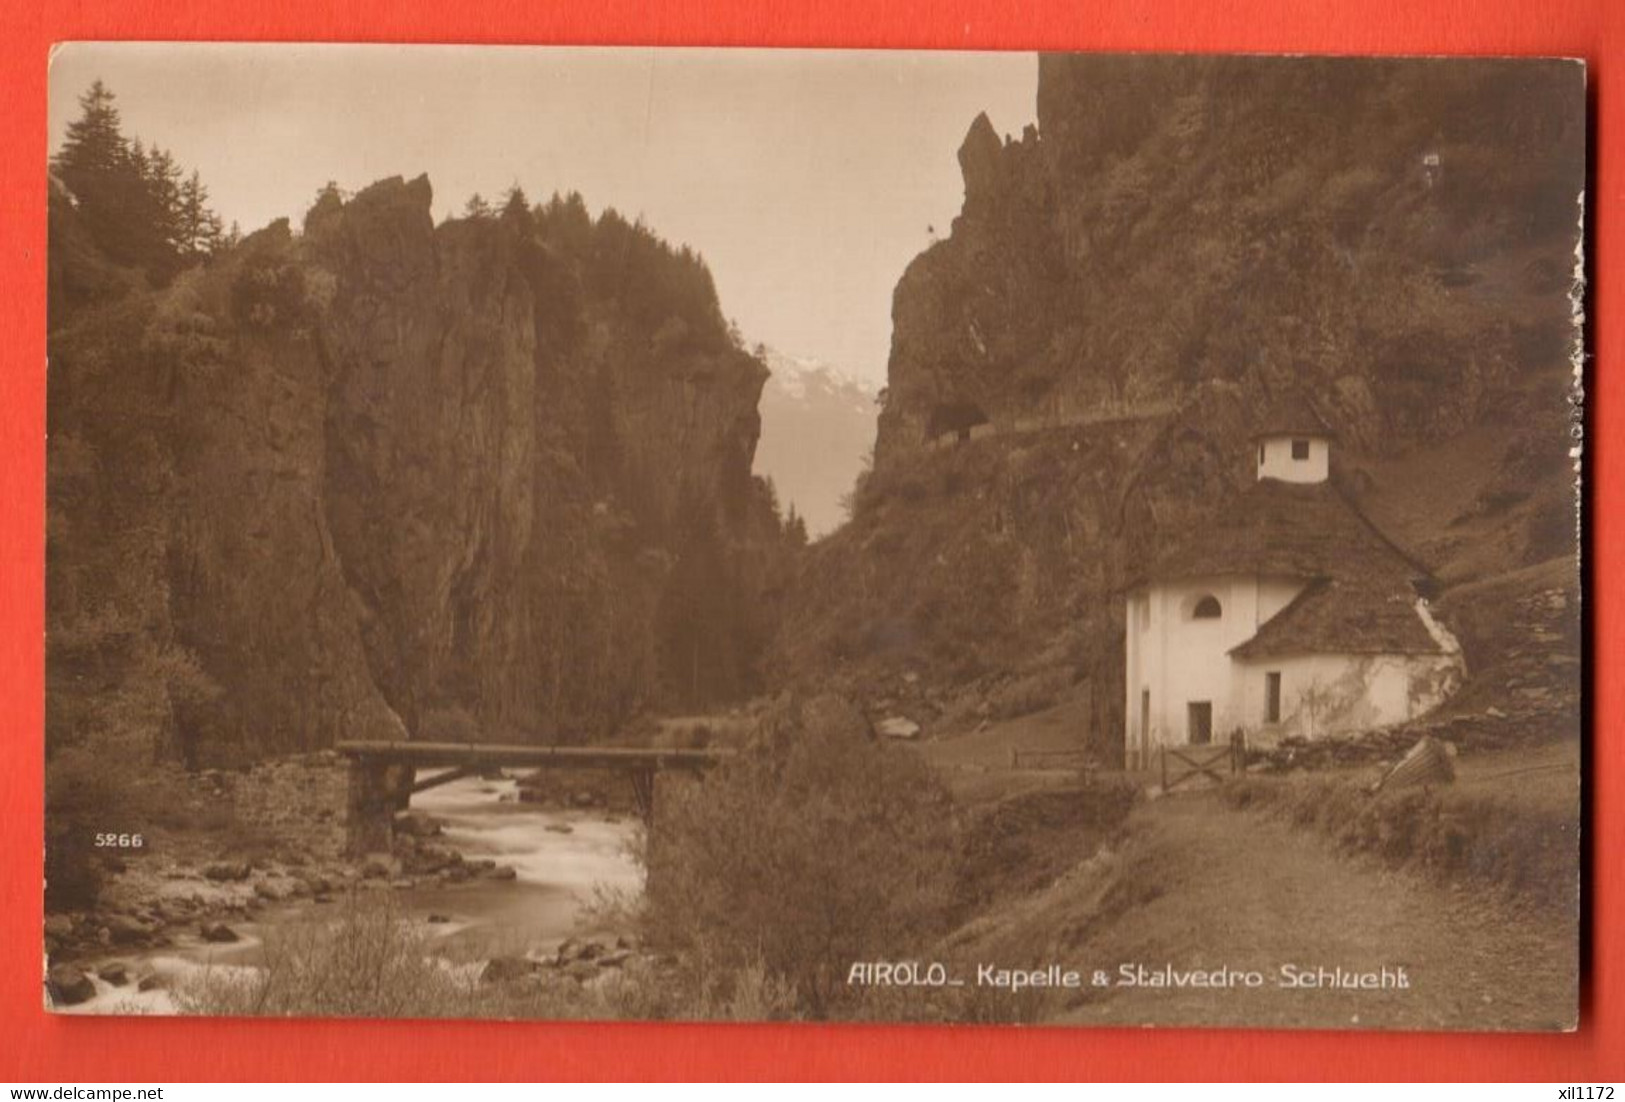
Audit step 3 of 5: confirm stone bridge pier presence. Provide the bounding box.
[337,741,732,855]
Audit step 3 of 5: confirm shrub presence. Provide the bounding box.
[641,693,959,1018]
[176,891,776,1022]
[985,665,1077,720]
[177,894,485,1019]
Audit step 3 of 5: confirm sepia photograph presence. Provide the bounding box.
[42,43,1584,1031]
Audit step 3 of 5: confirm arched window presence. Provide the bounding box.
[1192,595,1222,619]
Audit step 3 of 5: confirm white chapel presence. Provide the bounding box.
[1122,395,1464,769]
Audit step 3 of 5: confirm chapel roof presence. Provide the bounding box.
[1228,576,1443,659]
[1250,392,1337,440]
[1134,478,1426,586]
[1132,479,1448,658]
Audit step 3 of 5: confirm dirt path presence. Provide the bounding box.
[1047,793,1577,1030]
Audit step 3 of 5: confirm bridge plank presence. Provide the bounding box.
[334,740,732,771]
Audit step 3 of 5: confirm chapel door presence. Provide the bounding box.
[1188,701,1213,745]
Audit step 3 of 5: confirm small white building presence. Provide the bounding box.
[1123,396,1464,769]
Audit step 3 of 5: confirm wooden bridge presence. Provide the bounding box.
[335,740,732,854]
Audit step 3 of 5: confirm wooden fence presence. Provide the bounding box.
[1160,741,1243,792]
[1008,747,1099,781]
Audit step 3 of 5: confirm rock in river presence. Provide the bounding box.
[480,957,537,985]
[47,964,96,1006]
[97,962,132,987]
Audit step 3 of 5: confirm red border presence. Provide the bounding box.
[2,0,1620,1082]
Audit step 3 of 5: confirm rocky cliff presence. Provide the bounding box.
[48,177,784,764]
[779,55,1584,756]
[879,54,1583,463]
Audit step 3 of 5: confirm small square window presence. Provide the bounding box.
[1291,438,1310,460]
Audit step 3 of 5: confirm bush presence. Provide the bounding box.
[641,693,959,1018]
[176,891,769,1022]
[178,894,485,1019]
[985,665,1077,720]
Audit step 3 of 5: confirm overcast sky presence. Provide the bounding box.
[49,43,1037,386]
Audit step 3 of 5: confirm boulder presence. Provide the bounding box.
[393,811,441,838]
[359,853,401,880]
[409,843,461,872]
[254,879,292,902]
[484,865,518,881]
[97,962,132,987]
[200,922,240,944]
[480,957,536,985]
[47,964,97,1006]
[204,862,251,882]
[103,914,152,945]
[44,915,73,940]
[544,823,574,835]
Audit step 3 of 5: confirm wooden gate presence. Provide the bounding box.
[1160,740,1241,792]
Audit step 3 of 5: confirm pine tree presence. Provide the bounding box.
[785,505,809,547]
[501,185,530,221]
[143,146,185,255]
[463,192,492,219]
[53,80,127,189]
[178,171,222,256]
[51,81,205,280]
[126,138,149,183]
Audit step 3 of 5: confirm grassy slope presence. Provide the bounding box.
[1032,793,1576,1030]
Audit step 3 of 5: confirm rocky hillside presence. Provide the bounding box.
[776,55,1584,755]
[878,55,1583,462]
[753,348,878,539]
[48,177,793,766]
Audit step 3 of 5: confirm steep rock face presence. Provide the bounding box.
[308,179,547,735]
[301,177,772,735]
[162,222,407,756]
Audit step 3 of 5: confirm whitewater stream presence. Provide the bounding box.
[58,775,644,1015]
